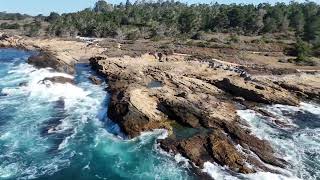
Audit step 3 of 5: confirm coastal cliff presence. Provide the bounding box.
[1,33,320,178]
[88,54,318,176]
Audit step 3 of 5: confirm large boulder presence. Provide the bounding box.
[28,51,74,74]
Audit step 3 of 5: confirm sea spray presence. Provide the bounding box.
[200,102,320,180]
[0,49,193,180]
[236,103,320,180]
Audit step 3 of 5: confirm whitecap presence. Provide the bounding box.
[0,162,26,179]
[300,102,320,115]
[202,161,301,180]
[237,103,320,180]
[174,154,190,168]
[244,172,301,180]
[58,136,71,150]
[202,162,237,180]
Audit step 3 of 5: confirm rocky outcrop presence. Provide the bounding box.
[28,51,75,74]
[276,81,320,101]
[39,76,74,84]
[2,33,318,178]
[0,34,75,74]
[212,77,299,106]
[88,75,102,85]
[255,73,320,102]
[88,55,306,177]
[1,33,107,75]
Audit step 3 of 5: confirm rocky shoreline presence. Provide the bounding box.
[88,54,319,177]
[0,33,106,74]
[1,33,320,178]
[88,56,290,176]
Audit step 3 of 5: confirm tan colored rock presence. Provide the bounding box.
[2,34,317,178]
[213,77,300,106]
[88,54,302,177]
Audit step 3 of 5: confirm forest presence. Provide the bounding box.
[46,1,320,42]
[1,0,320,62]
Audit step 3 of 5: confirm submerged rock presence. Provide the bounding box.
[39,76,74,85]
[88,75,102,85]
[18,82,28,87]
[0,92,7,96]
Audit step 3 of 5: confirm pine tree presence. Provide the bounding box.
[295,38,311,62]
[304,15,320,44]
[125,0,131,9]
[290,9,305,34]
[94,0,113,13]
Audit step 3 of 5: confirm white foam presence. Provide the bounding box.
[82,162,90,170]
[244,172,301,180]
[300,102,320,115]
[1,87,21,96]
[202,162,237,180]
[58,136,71,150]
[0,59,119,179]
[202,161,301,180]
[8,63,36,75]
[137,129,169,142]
[237,109,276,139]
[4,63,87,107]
[0,163,18,179]
[267,102,320,117]
[174,154,190,168]
[236,102,320,180]
[0,132,11,140]
[156,129,169,140]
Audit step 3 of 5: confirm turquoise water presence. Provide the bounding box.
[1,48,320,180]
[0,49,194,180]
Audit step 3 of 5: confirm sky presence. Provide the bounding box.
[0,0,309,15]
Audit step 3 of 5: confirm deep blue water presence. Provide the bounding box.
[0,49,193,180]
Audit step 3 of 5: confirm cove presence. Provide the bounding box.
[0,48,193,180]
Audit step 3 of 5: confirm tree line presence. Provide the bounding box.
[0,1,319,62]
[46,1,319,42]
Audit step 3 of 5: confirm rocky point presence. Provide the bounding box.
[88,52,315,177]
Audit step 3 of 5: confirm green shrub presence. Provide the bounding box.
[261,35,273,43]
[295,39,312,62]
[228,34,240,43]
[126,30,140,41]
[0,22,20,29]
[191,31,208,40]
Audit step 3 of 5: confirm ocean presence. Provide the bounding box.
[0,48,319,180]
[0,49,192,180]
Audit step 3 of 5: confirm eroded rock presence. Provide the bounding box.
[213,77,299,106]
[88,55,313,178]
[28,51,74,74]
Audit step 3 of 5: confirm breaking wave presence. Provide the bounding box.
[0,49,192,180]
[234,102,320,180]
